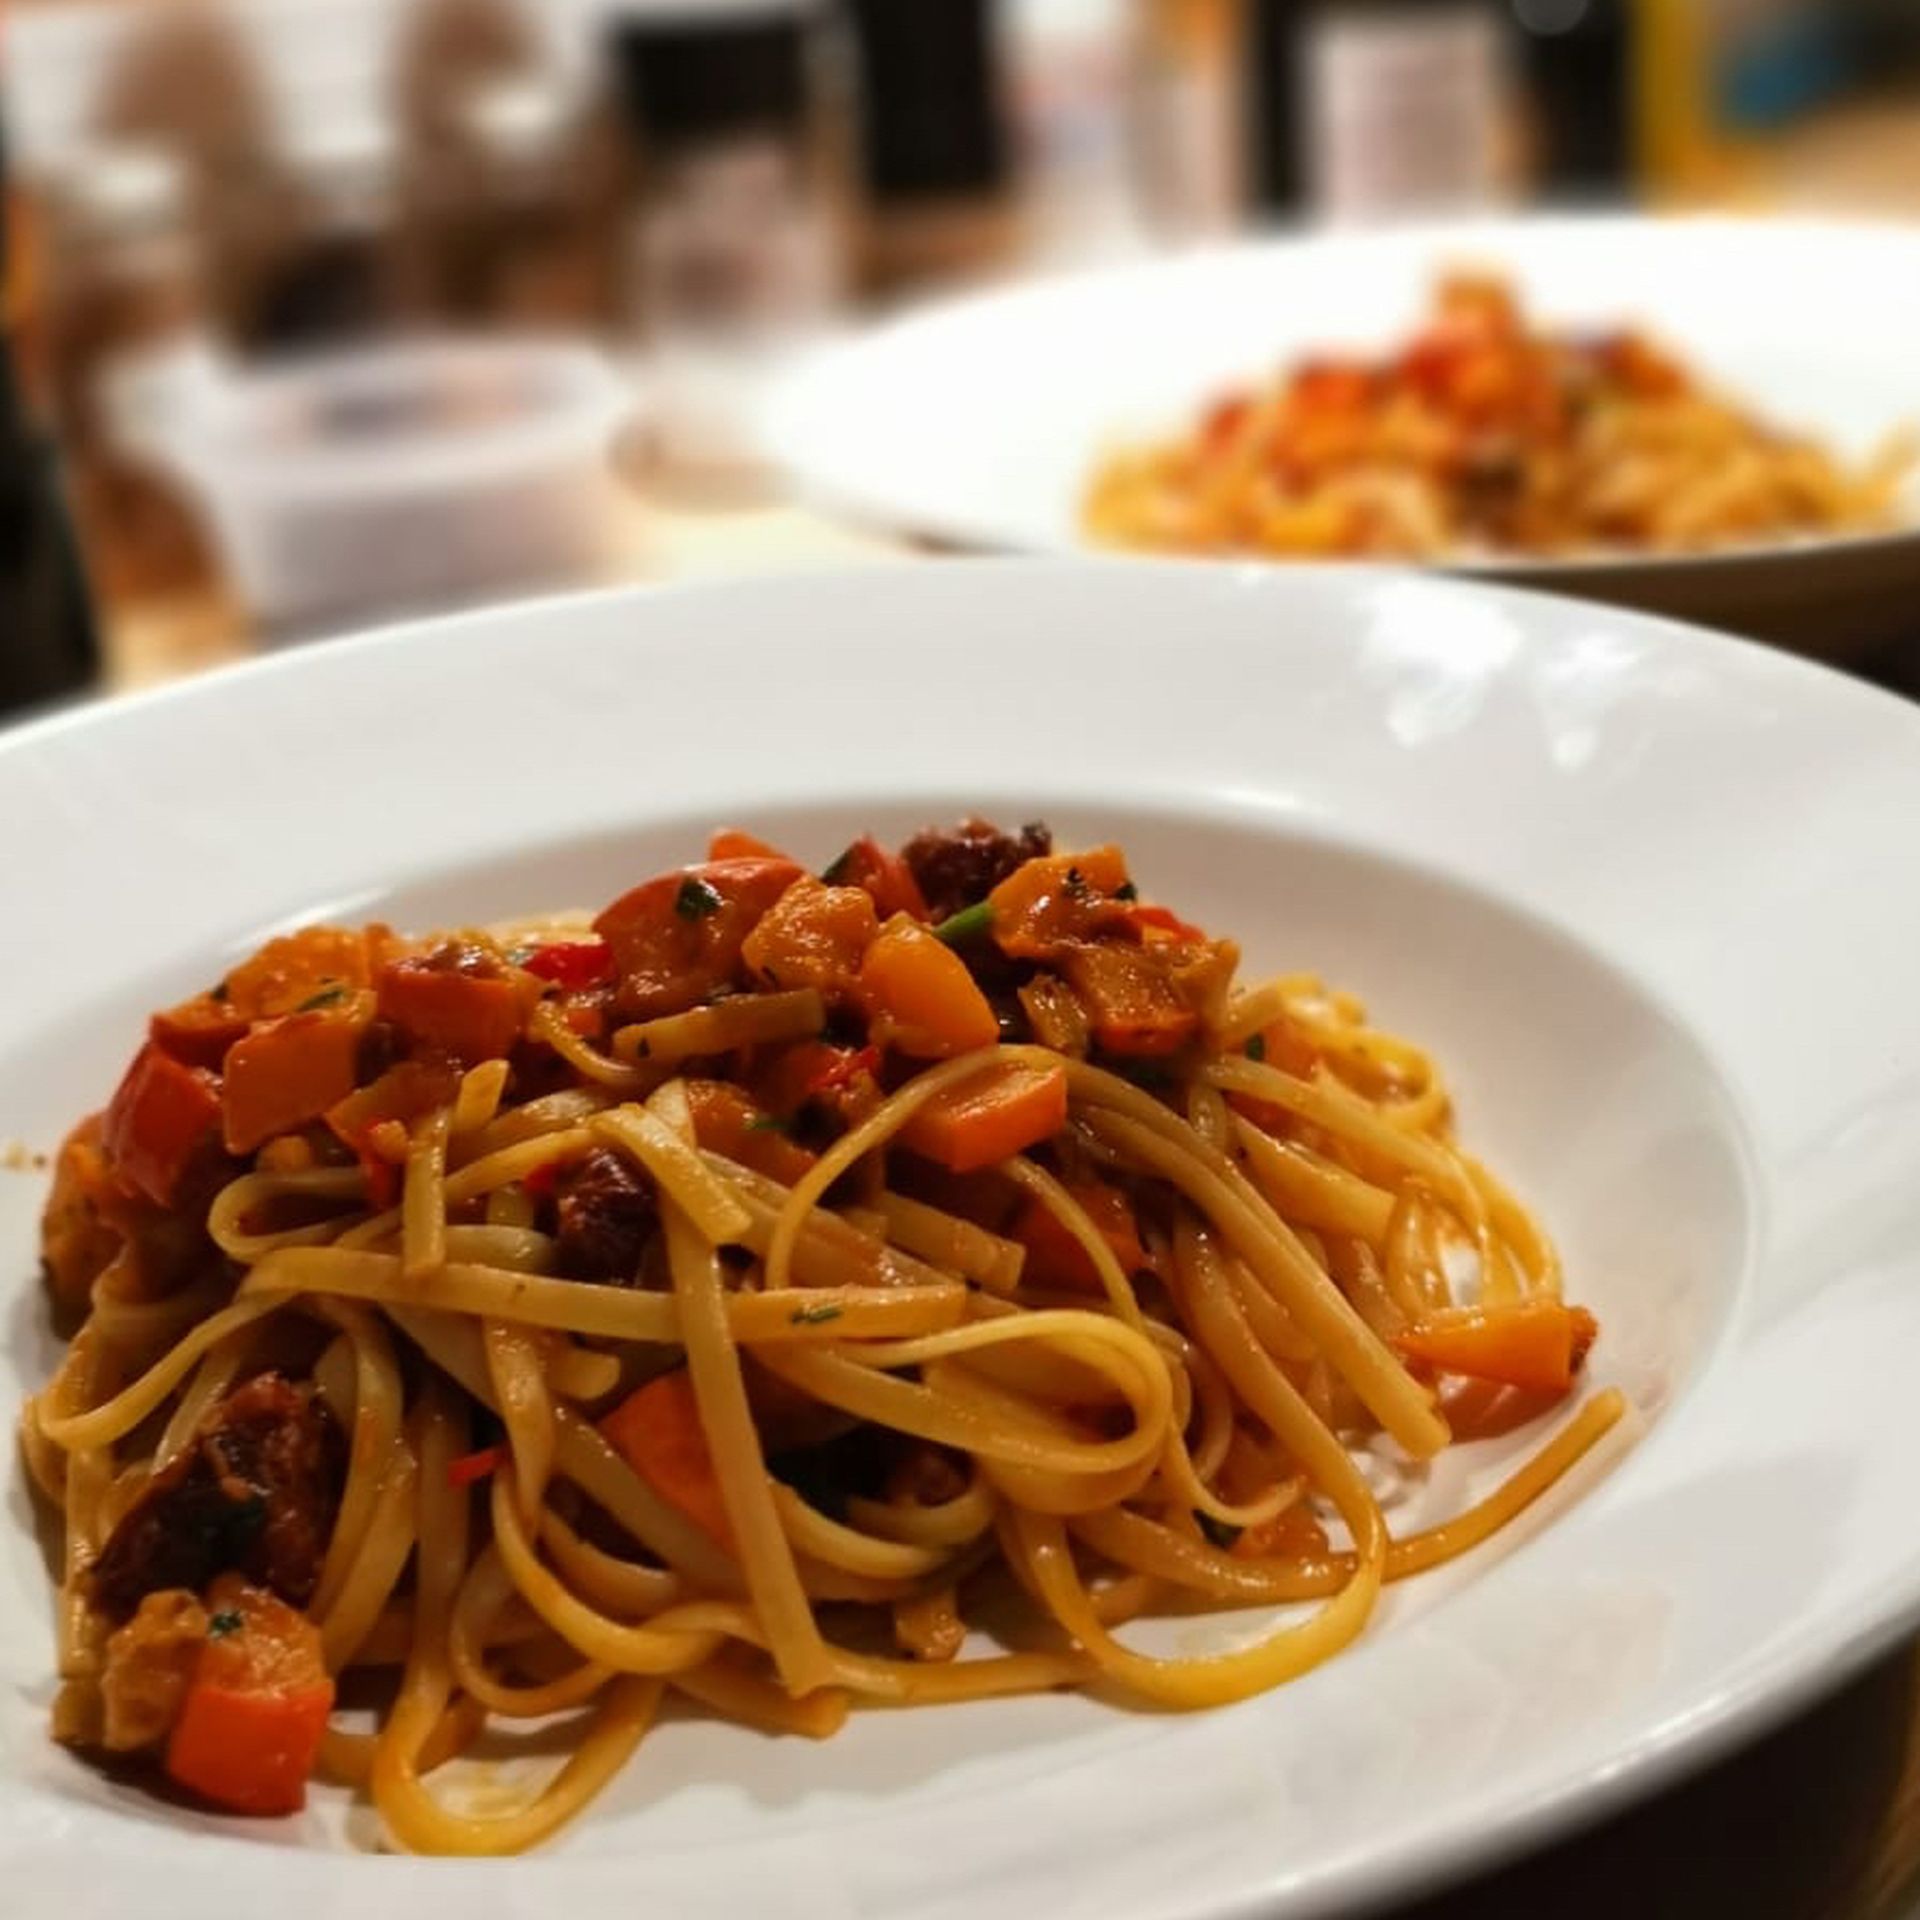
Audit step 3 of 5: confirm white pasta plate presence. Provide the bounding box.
[5,558,1920,1916]
[763,216,1920,660]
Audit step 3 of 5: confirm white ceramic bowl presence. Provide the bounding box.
[5,560,1920,1916]
[764,217,1920,658]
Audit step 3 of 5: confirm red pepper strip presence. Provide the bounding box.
[521,1159,566,1200]
[446,1444,508,1490]
[1125,903,1207,942]
[357,1146,400,1213]
[559,1000,607,1039]
[522,939,614,988]
[804,1044,880,1097]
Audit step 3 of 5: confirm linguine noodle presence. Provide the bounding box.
[27,816,1619,1851]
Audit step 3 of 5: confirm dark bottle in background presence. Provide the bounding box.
[846,0,1006,208]
[843,0,1016,290]
[251,118,398,349]
[0,108,102,722]
[1508,0,1634,196]
[607,0,842,468]
[1245,0,1305,214]
[607,0,839,339]
[1248,0,1510,221]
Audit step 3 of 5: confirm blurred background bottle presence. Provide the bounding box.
[1508,0,1635,196]
[1129,0,1243,241]
[0,85,102,719]
[845,0,1018,293]
[1004,0,1139,268]
[1249,0,1512,220]
[608,0,844,470]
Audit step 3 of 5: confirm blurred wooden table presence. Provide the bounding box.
[99,475,910,694]
[92,477,1920,1919]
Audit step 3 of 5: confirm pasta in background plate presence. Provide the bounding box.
[1084,273,1913,560]
[25,817,1618,1852]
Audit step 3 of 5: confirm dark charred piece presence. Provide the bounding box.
[90,1373,342,1621]
[901,818,1051,922]
[552,1147,658,1281]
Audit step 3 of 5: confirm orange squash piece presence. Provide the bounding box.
[899,1062,1069,1173]
[859,915,998,1059]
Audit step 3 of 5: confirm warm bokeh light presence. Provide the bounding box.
[2,0,1919,696]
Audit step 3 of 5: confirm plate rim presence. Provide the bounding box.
[763,210,1920,579]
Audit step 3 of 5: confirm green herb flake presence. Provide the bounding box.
[209,979,231,1004]
[1114,881,1139,902]
[1120,1060,1173,1093]
[789,1303,843,1326]
[675,876,724,921]
[1245,1033,1267,1063]
[506,945,534,968]
[746,1113,794,1135]
[1196,1512,1242,1551]
[932,900,995,945]
[821,844,858,886]
[296,983,349,1013]
[207,1608,244,1639]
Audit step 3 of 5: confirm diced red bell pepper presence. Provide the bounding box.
[377,957,523,1064]
[222,994,374,1155]
[519,938,613,989]
[102,1042,223,1205]
[149,993,251,1072]
[823,835,930,922]
[803,1043,880,1097]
